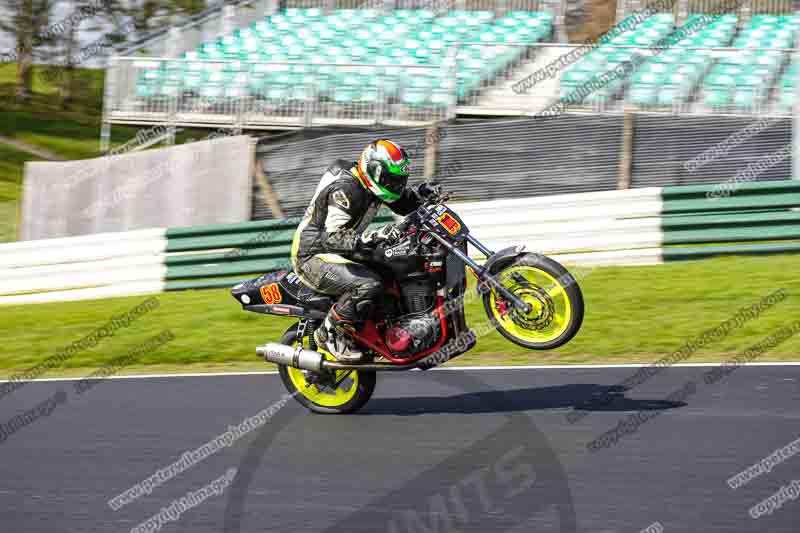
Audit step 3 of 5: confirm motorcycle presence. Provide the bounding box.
[231,190,584,414]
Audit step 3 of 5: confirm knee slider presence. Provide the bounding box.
[355,278,382,300]
[354,299,373,315]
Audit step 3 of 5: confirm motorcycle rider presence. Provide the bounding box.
[291,139,438,362]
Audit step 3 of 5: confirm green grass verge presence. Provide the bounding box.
[0,143,36,241]
[0,63,133,159]
[0,142,37,199]
[0,200,20,243]
[1,254,798,378]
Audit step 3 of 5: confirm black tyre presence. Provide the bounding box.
[276,325,376,414]
[482,253,584,350]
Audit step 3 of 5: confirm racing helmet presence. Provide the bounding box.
[356,139,411,203]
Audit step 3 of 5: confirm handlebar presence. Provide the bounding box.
[389,187,450,241]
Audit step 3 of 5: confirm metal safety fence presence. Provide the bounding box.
[254,127,431,218]
[252,111,794,213]
[281,0,555,13]
[104,57,454,129]
[104,43,798,131]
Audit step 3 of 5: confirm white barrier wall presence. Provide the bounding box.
[21,135,253,240]
[454,188,664,265]
[1,187,666,305]
[0,228,167,306]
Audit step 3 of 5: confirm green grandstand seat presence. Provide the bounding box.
[354,86,379,103]
[779,86,795,109]
[183,72,203,91]
[223,84,248,98]
[682,50,713,65]
[658,85,689,105]
[631,70,668,87]
[703,88,732,107]
[248,74,268,94]
[230,71,250,86]
[222,60,244,72]
[141,69,163,82]
[694,15,797,109]
[558,80,581,100]
[287,83,309,101]
[136,82,158,98]
[732,87,764,108]
[429,88,450,107]
[259,85,287,101]
[713,64,746,77]
[160,67,182,83]
[777,61,797,109]
[309,73,334,93]
[380,76,402,95]
[605,50,638,64]
[561,69,596,84]
[584,88,615,104]
[197,83,224,98]
[172,7,556,108]
[332,85,358,103]
[401,87,430,105]
[629,86,658,105]
[455,75,479,98]
[703,73,737,88]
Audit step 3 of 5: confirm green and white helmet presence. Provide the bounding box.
[356,139,411,203]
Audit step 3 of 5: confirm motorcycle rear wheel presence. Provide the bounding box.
[277,324,376,414]
[482,253,584,350]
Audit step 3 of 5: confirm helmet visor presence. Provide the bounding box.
[380,158,409,194]
[381,171,408,195]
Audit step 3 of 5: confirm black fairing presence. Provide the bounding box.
[230,270,332,316]
[367,238,427,281]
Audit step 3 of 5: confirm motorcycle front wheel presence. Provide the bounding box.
[276,324,376,414]
[482,253,584,350]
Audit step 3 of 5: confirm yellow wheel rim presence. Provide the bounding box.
[488,266,572,344]
[286,340,359,408]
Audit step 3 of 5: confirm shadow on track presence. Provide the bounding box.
[358,384,686,415]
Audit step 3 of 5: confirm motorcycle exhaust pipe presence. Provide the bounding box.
[257,343,325,373]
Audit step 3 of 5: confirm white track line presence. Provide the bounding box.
[0,371,280,383]
[1,362,800,383]
[436,362,800,370]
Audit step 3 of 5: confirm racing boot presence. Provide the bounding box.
[314,307,365,363]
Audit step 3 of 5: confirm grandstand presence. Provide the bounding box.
[101,0,798,137]
[129,8,554,113]
[105,4,558,130]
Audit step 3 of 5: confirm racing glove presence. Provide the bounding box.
[416,181,442,200]
[360,223,403,248]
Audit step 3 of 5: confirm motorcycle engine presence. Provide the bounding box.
[384,278,441,357]
[385,312,441,357]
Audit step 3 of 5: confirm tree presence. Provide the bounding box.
[44,0,127,108]
[0,0,57,101]
[125,0,206,36]
[1,0,206,105]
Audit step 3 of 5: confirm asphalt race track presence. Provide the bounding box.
[1,365,798,533]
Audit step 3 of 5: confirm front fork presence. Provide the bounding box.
[429,233,532,313]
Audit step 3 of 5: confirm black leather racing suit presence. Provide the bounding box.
[290,159,423,324]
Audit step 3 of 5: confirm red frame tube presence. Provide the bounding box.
[352,296,448,364]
